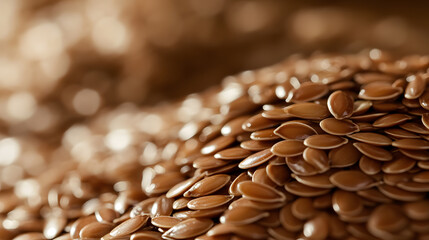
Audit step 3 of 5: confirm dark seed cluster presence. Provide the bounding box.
[2,50,429,240]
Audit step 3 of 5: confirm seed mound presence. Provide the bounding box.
[4,50,429,240]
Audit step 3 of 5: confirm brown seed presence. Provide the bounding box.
[163,218,213,239]
[220,206,269,225]
[383,172,413,186]
[313,194,332,209]
[350,112,387,121]
[207,223,268,239]
[145,172,185,195]
[214,147,252,160]
[284,181,330,197]
[327,90,354,119]
[284,103,330,120]
[329,142,361,168]
[400,122,429,134]
[332,190,363,216]
[405,75,426,99]
[368,204,409,235]
[131,231,162,240]
[293,171,334,189]
[399,149,429,161]
[303,213,330,240]
[221,116,249,136]
[151,216,181,229]
[422,113,429,129]
[392,139,429,150]
[329,170,376,191]
[352,100,372,116]
[420,89,429,110]
[378,184,425,202]
[201,136,236,155]
[290,82,329,102]
[397,181,429,192]
[291,198,316,220]
[418,160,429,169]
[80,222,114,239]
[229,172,251,196]
[319,118,359,135]
[304,135,348,149]
[359,156,381,175]
[302,147,329,172]
[151,195,173,218]
[266,163,290,186]
[242,113,280,132]
[382,155,415,174]
[238,181,285,203]
[413,171,429,183]
[384,128,420,139]
[173,206,227,219]
[187,195,233,210]
[347,223,379,240]
[267,227,296,240]
[250,128,280,141]
[70,215,97,239]
[274,121,317,140]
[166,174,205,199]
[96,208,119,223]
[403,200,429,220]
[252,167,277,188]
[184,174,231,197]
[373,113,413,128]
[348,132,392,146]
[286,156,318,176]
[357,188,392,203]
[205,163,238,176]
[353,142,392,161]
[173,198,191,210]
[271,140,306,157]
[279,204,304,232]
[110,215,149,237]
[356,122,377,131]
[402,97,422,108]
[262,108,291,120]
[240,140,277,151]
[259,210,281,228]
[358,81,402,100]
[228,197,285,211]
[373,102,406,112]
[238,148,274,169]
[193,156,229,170]
[329,80,356,91]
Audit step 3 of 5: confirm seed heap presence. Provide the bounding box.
[3,50,429,240]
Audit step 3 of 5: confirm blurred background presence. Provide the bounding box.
[1,0,429,142]
[1,0,429,186]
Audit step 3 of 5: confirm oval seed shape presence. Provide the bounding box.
[274,121,317,140]
[238,148,274,169]
[329,170,375,191]
[201,136,236,155]
[332,190,363,216]
[405,75,426,99]
[320,118,359,135]
[220,206,269,225]
[290,82,329,102]
[304,135,348,149]
[392,139,429,150]
[187,195,234,210]
[373,114,412,128]
[358,82,402,100]
[348,132,392,146]
[302,147,329,172]
[284,103,330,120]
[151,216,181,229]
[271,140,306,157]
[353,142,393,161]
[162,218,214,239]
[184,174,231,197]
[214,147,252,160]
[110,215,149,237]
[80,222,113,238]
[238,181,285,203]
[328,90,354,119]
